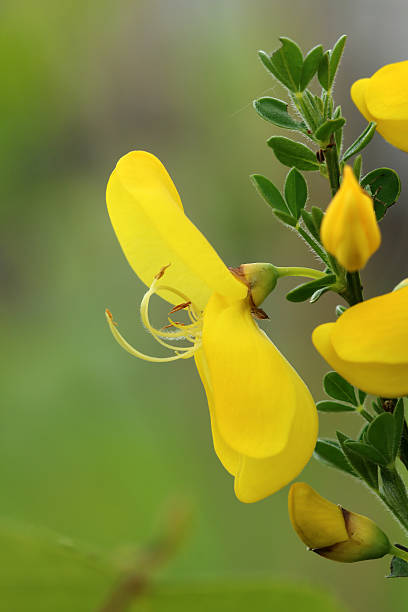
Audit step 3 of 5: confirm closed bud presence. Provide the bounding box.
[289,483,391,563]
[320,166,381,272]
[231,263,278,306]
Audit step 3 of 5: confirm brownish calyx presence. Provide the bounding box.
[229,266,269,319]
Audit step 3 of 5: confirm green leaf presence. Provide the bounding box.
[323,371,357,405]
[269,37,304,91]
[300,45,323,90]
[358,389,367,405]
[145,581,348,612]
[272,208,297,227]
[267,136,319,171]
[258,50,275,74]
[342,122,377,161]
[388,555,408,578]
[367,413,396,464]
[284,168,307,218]
[346,441,388,466]
[361,167,401,220]
[314,438,356,476]
[315,118,346,144]
[286,274,336,302]
[393,398,405,460]
[337,431,378,489]
[311,206,324,232]
[328,35,347,87]
[335,304,346,317]
[317,51,330,90]
[250,174,289,213]
[301,210,320,241]
[253,97,305,131]
[353,155,362,180]
[317,400,355,413]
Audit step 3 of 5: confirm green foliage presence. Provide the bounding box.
[342,122,376,161]
[316,400,355,413]
[250,174,288,212]
[388,555,408,578]
[314,438,356,476]
[353,154,363,180]
[318,35,347,91]
[361,167,401,220]
[286,274,336,302]
[284,168,308,219]
[300,45,324,90]
[323,371,357,406]
[253,97,305,131]
[317,52,330,90]
[336,431,378,489]
[315,118,345,145]
[301,210,320,241]
[267,137,319,171]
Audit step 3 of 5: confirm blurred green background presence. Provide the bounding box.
[2,0,408,609]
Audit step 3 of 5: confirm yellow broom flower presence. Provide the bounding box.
[351,61,408,152]
[320,166,380,272]
[105,151,318,502]
[289,483,391,563]
[312,285,408,397]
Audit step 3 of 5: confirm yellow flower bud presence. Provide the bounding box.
[289,483,391,563]
[312,285,408,397]
[320,166,380,272]
[351,61,408,152]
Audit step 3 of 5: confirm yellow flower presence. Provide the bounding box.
[312,285,408,397]
[351,61,408,152]
[320,166,380,272]
[105,151,318,503]
[289,483,391,563]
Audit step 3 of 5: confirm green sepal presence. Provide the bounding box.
[328,35,347,88]
[337,431,378,489]
[299,45,323,90]
[253,97,305,131]
[315,118,346,144]
[316,400,355,413]
[267,136,319,171]
[342,122,376,161]
[367,413,397,464]
[361,167,401,220]
[284,168,307,218]
[353,155,362,180]
[286,274,336,302]
[345,441,388,466]
[250,174,288,213]
[272,208,297,227]
[314,438,356,476]
[301,209,320,241]
[388,555,408,578]
[318,51,330,90]
[323,371,357,406]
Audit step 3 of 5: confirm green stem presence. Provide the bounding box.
[323,141,341,197]
[296,226,330,266]
[276,266,326,280]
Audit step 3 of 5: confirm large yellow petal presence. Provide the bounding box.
[106,151,246,309]
[234,371,318,503]
[365,61,408,120]
[374,119,408,153]
[194,349,241,476]
[312,323,408,397]
[350,79,375,122]
[202,293,300,459]
[330,286,408,364]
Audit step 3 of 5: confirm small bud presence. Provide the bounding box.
[231,263,279,306]
[289,483,391,563]
[320,166,381,272]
